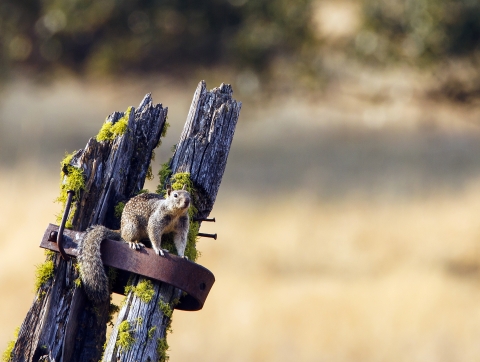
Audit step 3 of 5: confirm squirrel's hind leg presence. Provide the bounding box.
[121,217,146,250]
[173,215,189,258]
[173,231,187,258]
[147,219,167,257]
[173,236,187,258]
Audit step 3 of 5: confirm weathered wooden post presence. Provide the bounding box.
[7,81,241,362]
[102,81,241,361]
[11,94,168,361]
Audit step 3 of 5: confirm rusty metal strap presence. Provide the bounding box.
[40,223,215,311]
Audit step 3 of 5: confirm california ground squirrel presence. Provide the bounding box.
[78,185,191,303]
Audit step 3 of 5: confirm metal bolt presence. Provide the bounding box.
[193,217,216,222]
[49,231,58,242]
[198,233,217,240]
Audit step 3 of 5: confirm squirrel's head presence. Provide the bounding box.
[166,184,191,211]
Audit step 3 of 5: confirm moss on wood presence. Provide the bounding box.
[96,107,132,142]
[125,279,155,303]
[116,320,135,351]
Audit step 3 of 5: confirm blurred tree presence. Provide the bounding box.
[359,0,480,63]
[0,0,314,78]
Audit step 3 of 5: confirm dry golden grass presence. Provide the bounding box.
[2,70,480,360]
[0,165,57,347]
[3,165,480,361]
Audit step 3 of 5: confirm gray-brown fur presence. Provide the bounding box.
[77,186,190,303]
[121,186,191,257]
[78,225,121,303]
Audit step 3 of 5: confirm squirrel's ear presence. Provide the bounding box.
[182,184,187,190]
[166,184,172,196]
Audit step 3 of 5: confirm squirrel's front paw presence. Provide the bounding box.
[127,241,144,250]
[155,249,168,256]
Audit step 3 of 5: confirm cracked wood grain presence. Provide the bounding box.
[102,81,241,362]
[12,94,167,362]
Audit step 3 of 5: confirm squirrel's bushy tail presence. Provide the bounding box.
[78,225,121,304]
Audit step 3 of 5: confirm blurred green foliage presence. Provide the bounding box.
[359,0,480,63]
[3,0,480,82]
[0,0,314,78]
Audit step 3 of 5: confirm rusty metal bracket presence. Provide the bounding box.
[41,223,215,311]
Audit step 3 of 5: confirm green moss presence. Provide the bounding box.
[45,250,56,258]
[147,121,169,183]
[101,341,107,360]
[111,113,129,136]
[161,122,170,139]
[116,320,135,351]
[148,148,156,181]
[170,173,194,195]
[155,121,170,149]
[158,300,173,318]
[73,261,81,287]
[2,327,19,362]
[108,303,120,327]
[156,161,172,194]
[55,151,86,226]
[1,340,14,362]
[148,326,157,340]
[125,279,155,303]
[97,123,111,143]
[159,234,175,256]
[96,106,132,142]
[34,260,55,292]
[134,280,155,303]
[171,298,180,308]
[156,338,169,362]
[164,309,174,335]
[114,202,125,219]
[184,221,200,262]
[73,259,82,288]
[146,165,154,181]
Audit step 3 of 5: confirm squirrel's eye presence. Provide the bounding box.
[173,193,178,197]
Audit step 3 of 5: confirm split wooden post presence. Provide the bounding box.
[11,94,168,362]
[102,81,241,361]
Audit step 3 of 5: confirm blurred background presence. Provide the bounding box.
[3,0,480,361]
